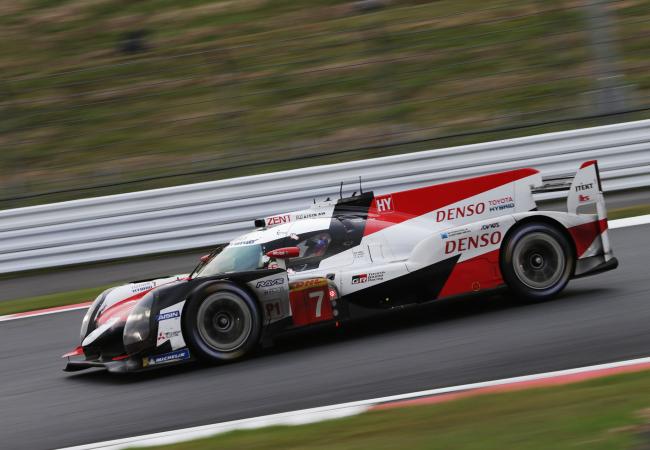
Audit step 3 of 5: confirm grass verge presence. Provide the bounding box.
[138,369,650,450]
[608,204,650,220]
[2,0,650,206]
[0,284,112,316]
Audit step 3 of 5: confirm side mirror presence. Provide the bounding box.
[265,247,300,259]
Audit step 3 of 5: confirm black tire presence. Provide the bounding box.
[500,222,575,301]
[183,282,261,363]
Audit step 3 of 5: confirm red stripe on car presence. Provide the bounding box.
[568,219,608,258]
[438,249,503,298]
[364,169,538,236]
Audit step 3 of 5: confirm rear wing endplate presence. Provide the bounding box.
[533,160,611,257]
[532,160,604,215]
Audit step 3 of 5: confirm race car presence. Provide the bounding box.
[63,160,617,372]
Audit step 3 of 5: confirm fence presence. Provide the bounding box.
[0,119,648,274]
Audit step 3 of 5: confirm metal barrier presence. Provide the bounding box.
[1,119,649,274]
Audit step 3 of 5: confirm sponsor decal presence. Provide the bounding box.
[488,196,515,212]
[156,311,180,321]
[132,283,154,293]
[444,231,502,254]
[352,271,385,284]
[375,195,394,213]
[157,330,182,345]
[367,271,385,282]
[441,228,471,239]
[143,349,190,367]
[353,250,365,259]
[256,278,285,288]
[352,274,368,284]
[579,194,591,202]
[436,202,485,222]
[480,222,500,231]
[231,239,257,246]
[267,247,298,258]
[263,287,283,296]
[264,301,283,320]
[266,215,290,226]
[488,196,513,206]
[295,211,327,220]
[289,278,328,291]
[575,183,594,192]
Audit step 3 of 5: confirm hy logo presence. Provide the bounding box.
[376,196,394,213]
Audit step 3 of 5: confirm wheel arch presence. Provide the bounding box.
[182,278,263,363]
[502,215,577,270]
[184,278,261,315]
[498,215,577,301]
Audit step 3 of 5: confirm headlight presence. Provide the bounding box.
[123,291,155,353]
[80,288,113,342]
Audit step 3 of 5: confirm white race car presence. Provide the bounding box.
[64,160,617,372]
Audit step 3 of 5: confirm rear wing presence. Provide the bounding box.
[532,160,604,215]
[533,160,612,258]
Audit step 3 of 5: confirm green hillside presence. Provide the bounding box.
[1,0,649,206]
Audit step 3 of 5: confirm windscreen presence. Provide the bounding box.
[195,244,264,277]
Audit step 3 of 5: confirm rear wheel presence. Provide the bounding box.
[184,282,261,362]
[501,222,574,301]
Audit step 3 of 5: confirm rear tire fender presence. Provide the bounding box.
[500,220,575,301]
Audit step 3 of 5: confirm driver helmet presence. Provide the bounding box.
[311,234,329,256]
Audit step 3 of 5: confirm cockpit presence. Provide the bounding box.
[193,215,367,277]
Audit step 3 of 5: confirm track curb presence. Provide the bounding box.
[57,356,650,450]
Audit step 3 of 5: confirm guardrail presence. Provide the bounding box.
[1,119,649,274]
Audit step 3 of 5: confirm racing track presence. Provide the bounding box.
[1,223,649,450]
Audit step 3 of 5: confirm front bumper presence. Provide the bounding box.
[64,356,142,373]
[63,347,194,373]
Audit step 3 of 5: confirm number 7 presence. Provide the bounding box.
[308,290,324,318]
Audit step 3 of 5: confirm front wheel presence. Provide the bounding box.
[183,282,261,363]
[500,222,575,301]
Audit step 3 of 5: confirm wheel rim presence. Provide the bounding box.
[512,232,566,290]
[197,292,252,352]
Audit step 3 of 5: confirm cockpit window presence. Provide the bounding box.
[194,234,290,277]
[287,231,333,272]
[195,244,264,276]
[193,216,363,277]
[297,232,331,258]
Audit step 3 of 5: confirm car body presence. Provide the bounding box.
[64,160,617,372]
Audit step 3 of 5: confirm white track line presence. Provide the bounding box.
[609,213,650,229]
[0,303,90,323]
[1,213,649,324]
[57,356,650,450]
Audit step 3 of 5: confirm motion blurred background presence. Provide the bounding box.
[1,0,649,208]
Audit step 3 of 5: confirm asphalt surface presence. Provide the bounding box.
[0,224,649,450]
